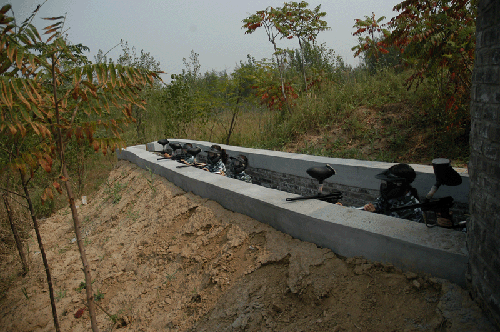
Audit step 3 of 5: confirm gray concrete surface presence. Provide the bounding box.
[120,144,468,287]
[147,139,470,204]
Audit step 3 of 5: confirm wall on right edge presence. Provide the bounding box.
[468,0,500,328]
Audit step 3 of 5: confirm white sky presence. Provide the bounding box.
[4,0,401,78]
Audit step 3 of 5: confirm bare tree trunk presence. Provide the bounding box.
[20,173,60,332]
[270,39,289,114]
[2,193,29,275]
[298,39,308,91]
[51,54,99,331]
[62,163,99,330]
[226,97,240,145]
[226,110,237,145]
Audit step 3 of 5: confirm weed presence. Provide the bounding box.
[126,208,140,222]
[109,314,119,324]
[145,167,157,196]
[94,289,104,302]
[164,270,178,283]
[76,282,86,293]
[21,287,29,300]
[56,289,66,302]
[58,245,70,254]
[84,238,92,246]
[105,181,126,204]
[75,280,95,293]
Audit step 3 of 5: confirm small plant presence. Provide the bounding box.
[58,246,70,254]
[105,181,126,204]
[84,238,92,246]
[109,314,119,324]
[145,167,157,196]
[94,289,104,302]
[56,289,66,302]
[164,271,178,283]
[75,280,95,293]
[76,282,86,293]
[126,208,140,221]
[21,287,29,300]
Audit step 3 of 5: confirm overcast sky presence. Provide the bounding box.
[4,0,401,78]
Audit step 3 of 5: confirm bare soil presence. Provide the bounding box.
[0,161,493,331]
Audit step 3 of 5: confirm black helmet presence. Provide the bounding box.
[376,164,416,200]
[187,146,201,157]
[205,145,222,164]
[228,155,248,174]
[375,164,416,185]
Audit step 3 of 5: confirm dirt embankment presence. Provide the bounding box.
[0,161,494,331]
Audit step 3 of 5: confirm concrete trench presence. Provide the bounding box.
[118,140,469,287]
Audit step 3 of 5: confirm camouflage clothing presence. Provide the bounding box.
[183,155,195,165]
[205,159,226,175]
[227,170,252,183]
[373,191,424,223]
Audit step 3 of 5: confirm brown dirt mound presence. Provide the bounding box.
[0,161,492,331]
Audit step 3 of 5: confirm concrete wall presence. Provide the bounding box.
[147,139,470,209]
[119,143,468,287]
[468,0,500,327]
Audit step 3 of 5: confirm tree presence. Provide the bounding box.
[273,1,330,90]
[352,13,401,73]
[352,13,390,61]
[113,41,162,143]
[353,0,476,138]
[2,193,29,275]
[243,2,329,113]
[0,5,161,331]
[243,6,291,112]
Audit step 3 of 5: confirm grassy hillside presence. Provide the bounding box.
[182,69,470,167]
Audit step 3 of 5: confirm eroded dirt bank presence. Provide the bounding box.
[0,161,494,331]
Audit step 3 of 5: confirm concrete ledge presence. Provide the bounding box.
[146,139,470,204]
[119,144,468,287]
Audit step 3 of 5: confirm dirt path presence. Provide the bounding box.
[0,161,494,331]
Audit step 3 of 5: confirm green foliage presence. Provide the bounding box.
[104,181,126,204]
[94,288,104,302]
[21,287,30,300]
[75,279,95,293]
[352,13,391,60]
[145,166,156,195]
[353,0,476,139]
[55,289,66,301]
[75,281,86,293]
[0,7,162,190]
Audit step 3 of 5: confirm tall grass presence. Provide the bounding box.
[131,67,469,166]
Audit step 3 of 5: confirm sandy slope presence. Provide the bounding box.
[0,160,494,331]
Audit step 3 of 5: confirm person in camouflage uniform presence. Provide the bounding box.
[364,163,424,223]
[203,145,226,175]
[226,155,252,183]
[180,143,195,165]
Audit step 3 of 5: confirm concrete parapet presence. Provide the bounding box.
[119,143,468,286]
[146,139,469,205]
